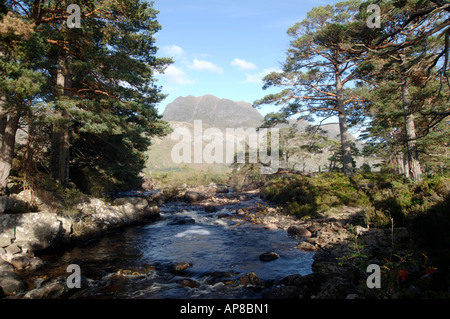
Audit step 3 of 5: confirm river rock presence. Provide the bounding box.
[11,189,43,206]
[184,191,206,203]
[0,214,16,247]
[142,205,161,221]
[296,241,318,251]
[5,243,21,255]
[113,197,149,211]
[259,252,280,261]
[287,225,312,237]
[0,196,12,214]
[240,272,263,287]
[278,273,324,299]
[169,216,195,225]
[265,285,300,299]
[307,223,321,233]
[10,254,31,270]
[28,257,44,271]
[0,258,14,272]
[315,277,357,299]
[23,277,68,299]
[0,271,27,296]
[264,223,278,230]
[215,185,229,194]
[170,262,192,273]
[0,196,30,214]
[204,205,217,213]
[0,236,12,248]
[14,212,69,251]
[181,279,200,288]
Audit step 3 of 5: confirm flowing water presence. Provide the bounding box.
[32,195,315,299]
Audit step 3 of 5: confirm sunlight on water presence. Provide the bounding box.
[36,199,314,298]
[174,226,212,238]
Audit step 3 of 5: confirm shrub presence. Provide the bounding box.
[263,173,450,227]
[262,173,371,217]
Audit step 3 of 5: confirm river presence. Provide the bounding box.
[31,194,315,299]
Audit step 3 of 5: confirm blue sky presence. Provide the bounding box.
[152,0,337,117]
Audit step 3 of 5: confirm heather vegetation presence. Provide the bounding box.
[262,173,450,226]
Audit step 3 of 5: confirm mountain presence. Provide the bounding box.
[163,95,264,128]
[145,94,375,174]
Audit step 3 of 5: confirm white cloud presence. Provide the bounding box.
[189,59,224,75]
[245,67,282,84]
[231,58,257,70]
[162,45,185,57]
[162,65,195,85]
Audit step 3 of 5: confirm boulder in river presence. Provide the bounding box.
[169,262,192,273]
[259,252,280,262]
[0,271,27,296]
[169,216,195,225]
[215,185,229,194]
[184,191,206,203]
[287,225,312,238]
[204,205,217,213]
[240,272,263,287]
[23,277,68,299]
[296,241,319,251]
[142,205,161,222]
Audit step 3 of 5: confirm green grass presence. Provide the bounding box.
[262,172,450,224]
[150,166,231,189]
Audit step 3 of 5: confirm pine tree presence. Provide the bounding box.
[1,0,172,193]
[357,0,449,180]
[0,8,44,192]
[254,0,367,177]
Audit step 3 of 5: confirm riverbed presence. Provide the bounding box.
[31,197,314,299]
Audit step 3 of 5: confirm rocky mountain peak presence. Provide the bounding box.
[162,95,264,128]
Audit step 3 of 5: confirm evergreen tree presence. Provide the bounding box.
[0,7,44,192]
[254,0,367,177]
[357,0,449,180]
[1,0,172,194]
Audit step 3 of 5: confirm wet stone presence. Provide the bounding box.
[170,262,192,273]
[0,271,27,296]
[240,272,263,287]
[259,251,280,262]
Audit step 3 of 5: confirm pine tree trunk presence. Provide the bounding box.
[0,95,7,147]
[396,152,410,178]
[336,74,354,177]
[400,54,422,182]
[50,54,71,186]
[24,119,35,186]
[403,151,410,179]
[0,111,21,192]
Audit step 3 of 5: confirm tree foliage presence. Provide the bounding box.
[0,0,171,195]
[255,0,449,180]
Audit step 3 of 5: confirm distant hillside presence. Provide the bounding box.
[163,95,264,128]
[145,95,376,175]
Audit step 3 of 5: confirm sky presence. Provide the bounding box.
[152,0,337,118]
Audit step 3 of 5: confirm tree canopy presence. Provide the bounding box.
[255,0,449,180]
[0,0,172,195]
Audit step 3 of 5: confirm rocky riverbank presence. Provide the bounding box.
[0,184,443,299]
[232,193,444,299]
[0,193,160,298]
